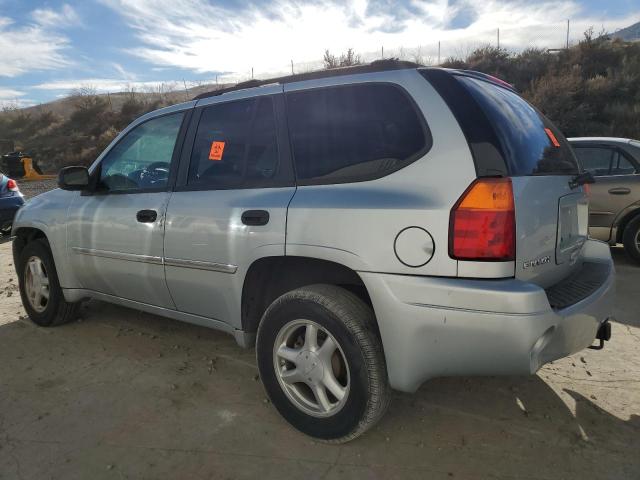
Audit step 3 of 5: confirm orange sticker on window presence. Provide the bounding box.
[544,128,561,147]
[209,141,225,161]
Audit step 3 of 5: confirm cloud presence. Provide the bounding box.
[0,88,33,109]
[31,78,200,94]
[0,87,25,99]
[99,0,640,80]
[30,4,80,28]
[0,8,74,78]
[111,62,137,80]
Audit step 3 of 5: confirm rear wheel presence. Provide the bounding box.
[17,239,79,326]
[622,216,640,264]
[256,284,390,443]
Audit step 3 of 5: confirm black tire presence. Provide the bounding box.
[256,284,391,443]
[622,215,640,264]
[17,239,79,327]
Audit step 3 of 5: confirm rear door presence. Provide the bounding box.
[163,87,295,326]
[454,75,585,287]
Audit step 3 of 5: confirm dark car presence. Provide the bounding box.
[0,172,24,236]
[569,137,640,263]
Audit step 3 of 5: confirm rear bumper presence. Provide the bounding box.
[0,196,24,229]
[360,240,615,392]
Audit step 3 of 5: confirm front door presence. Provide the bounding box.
[163,88,295,326]
[67,109,188,308]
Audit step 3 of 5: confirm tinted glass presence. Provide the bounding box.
[286,84,428,184]
[457,77,579,176]
[573,147,613,176]
[188,96,279,188]
[100,112,184,191]
[611,151,637,175]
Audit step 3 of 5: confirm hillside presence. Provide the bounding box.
[0,83,225,172]
[1,31,640,173]
[12,83,219,121]
[613,21,640,41]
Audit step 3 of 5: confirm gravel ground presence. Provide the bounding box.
[0,243,638,479]
[15,178,59,200]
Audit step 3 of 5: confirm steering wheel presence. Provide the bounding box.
[141,161,170,185]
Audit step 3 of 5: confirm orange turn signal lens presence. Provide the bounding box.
[457,177,515,211]
[450,178,515,261]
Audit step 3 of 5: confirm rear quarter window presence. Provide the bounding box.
[286,83,430,185]
[456,76,579,176]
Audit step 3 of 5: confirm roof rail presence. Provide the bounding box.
[444,68,518,92]
[193,59,420,100]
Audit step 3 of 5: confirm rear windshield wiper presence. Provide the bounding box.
[569,171,595,189]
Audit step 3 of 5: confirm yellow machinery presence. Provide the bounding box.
[20,155,57,180]
[0,151,56,181]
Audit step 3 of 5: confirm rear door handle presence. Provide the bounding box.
[608,187,630,195]
[136,209,158,223]
[241,210,269,226]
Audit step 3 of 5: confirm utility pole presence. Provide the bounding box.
[497,28,500,49]
[566,19,570,49]
[438,41,441,65]
[291,59,294,75]
[182,79,188,101]
[381,45,384,58]
[251,67,254,79]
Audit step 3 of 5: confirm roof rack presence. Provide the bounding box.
[193,59,420,100]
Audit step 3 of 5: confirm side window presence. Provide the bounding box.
[100,112,184,191]
[611,151,637,175]
[573,147,613,176]
[187,96,280,188]
[286,84,429,184]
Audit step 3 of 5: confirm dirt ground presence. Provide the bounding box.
[0,239,638,480]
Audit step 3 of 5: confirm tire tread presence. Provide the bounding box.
[258,283,391,443]
[622,215,640,264]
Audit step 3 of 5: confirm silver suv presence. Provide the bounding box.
[12,62,615,442]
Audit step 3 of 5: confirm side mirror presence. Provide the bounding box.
[58,166,90,191]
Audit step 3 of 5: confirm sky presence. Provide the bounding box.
[0,0,638,107]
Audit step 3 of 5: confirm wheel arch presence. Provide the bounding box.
[615,204,640,243]
[12,226,49,263]
[241,256,377,338]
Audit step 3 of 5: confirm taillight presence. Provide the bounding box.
[449,178,515,261]
[6,178,19,192]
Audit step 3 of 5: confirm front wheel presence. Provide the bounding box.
[256,284,390,443]
[17,239,79,326]
[622,215,640,264]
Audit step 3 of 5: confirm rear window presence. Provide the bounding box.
[286,83,430,184]
[456,76,579,176]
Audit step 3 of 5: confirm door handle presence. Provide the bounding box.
[241,210,269,226]
[136,209,158,223]
[608,187,630,195]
